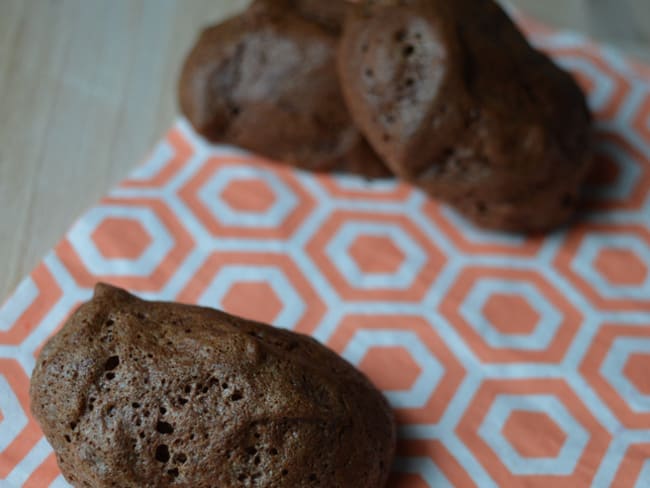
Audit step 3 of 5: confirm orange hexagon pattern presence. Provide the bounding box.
[440,267,582,364]
[457,379,611,487]
[1,15,650,488]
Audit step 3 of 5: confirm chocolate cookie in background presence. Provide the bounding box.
[178,0,390,178]
[30,284,396,488]
[338,0,594,232]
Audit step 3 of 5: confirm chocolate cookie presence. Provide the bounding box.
[179,1,390,178]
[338,0,593,232]
[30,284,395,488]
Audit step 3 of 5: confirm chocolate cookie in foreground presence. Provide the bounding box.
[179,1,390,178]
[338,0,593,232]
[30,284,395,488]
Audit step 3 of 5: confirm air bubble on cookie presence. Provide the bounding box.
[156,421,174,435]
[104,356,119,371]
[155,444,170,463]
[403,45,415,57]
[247,330,262,339]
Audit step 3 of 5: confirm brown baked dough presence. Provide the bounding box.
[276,0,346,33]
[338,0,593,232]
[30,284,395,487]
[179,1,390,178]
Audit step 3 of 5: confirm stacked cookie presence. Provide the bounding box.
[179,0,390,179]
[179,0,593,232]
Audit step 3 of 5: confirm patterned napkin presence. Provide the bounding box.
[1,13,650,488]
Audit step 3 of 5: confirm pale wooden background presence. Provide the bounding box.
[1,0,649,301]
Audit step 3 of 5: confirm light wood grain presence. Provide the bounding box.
[0,0,648,300]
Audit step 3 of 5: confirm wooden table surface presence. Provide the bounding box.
[1,0,649,301]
